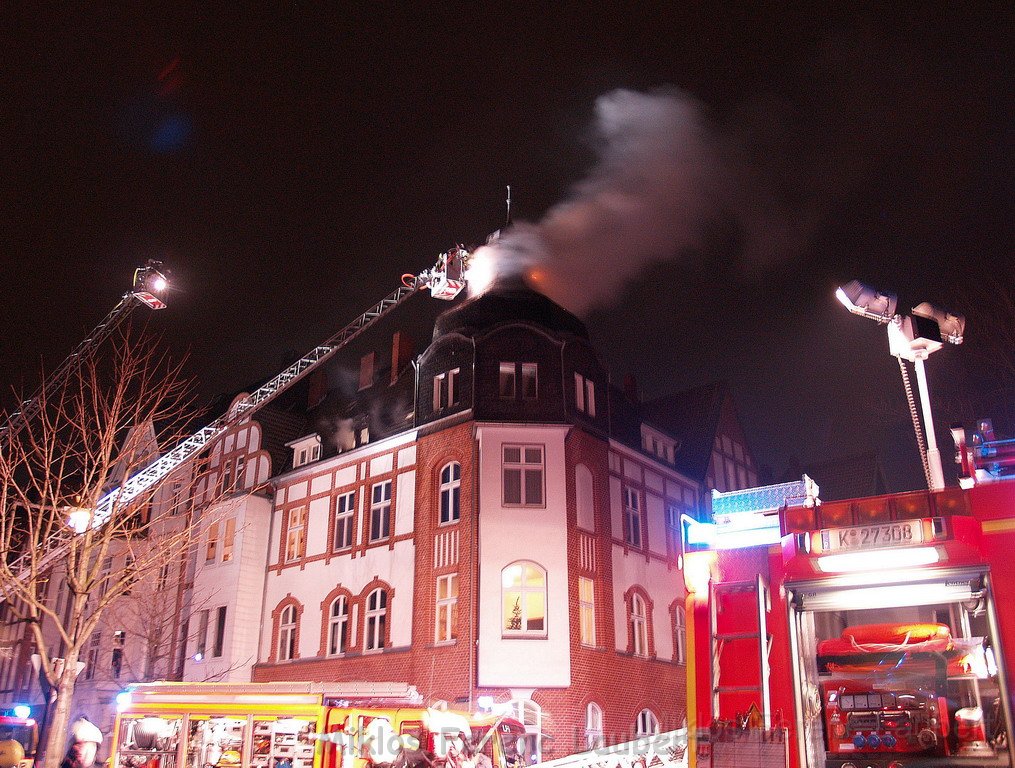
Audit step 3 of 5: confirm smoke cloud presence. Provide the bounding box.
[483,87,815,316]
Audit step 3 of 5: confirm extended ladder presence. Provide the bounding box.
[710,574,773,730]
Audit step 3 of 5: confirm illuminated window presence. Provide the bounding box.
[221,517,236,562]
[364,588,388,651]
[205,522,219,563]
[579,577,596,647]
[635,709,659,737]
[502,561,546,636]
[503,445,544,506]
[585,703,604,750]
[624,488,642,548]
[436,574,459,643]
[673,604,686,664]
[333,491,355,551]
[278,605,297,661]
[285,506,307,562]
[327,596,349,656]
[630,593,648,657]
[439,462,461,524]
[370,482,391,541]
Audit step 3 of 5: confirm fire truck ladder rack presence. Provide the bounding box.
[710,574,773,730]
[0,260,168,450]
[533,729,687,768]
[13,247,471,578]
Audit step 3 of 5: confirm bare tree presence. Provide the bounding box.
[0,330,206,768]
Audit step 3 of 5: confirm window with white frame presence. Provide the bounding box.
[635,709,659,737]
[641,425,675,464]
[579,577,596,647]
[574,373,596,416]
[674,604,686,664]
[624,487,642,548]
[439,462,461,524]
[433,368,461,411]
[285,506,307,562]
[665,504,681,558]
[222,517,236,562]
[502,445,544,506]
[277,605,296,661]
[436,573,459,643]
[235,454,245,489]
[196,610,209,658]
[291,435,322,468]
[370,481,392,541]
[364,588,388,651]
[630,593,648,657]
[502,561,546,636]
[333,491,355,551]
[84,632,101,679]
[509,700,543,763]
[498,362,516,398]
[327,596,349,656]
[585,702,604,750]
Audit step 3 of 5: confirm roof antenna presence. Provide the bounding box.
[505,185,512,227]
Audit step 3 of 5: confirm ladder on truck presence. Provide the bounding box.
[12,247,473,577]
[0,260,169,449]
[533,729,687,768]
[710,574,773,729]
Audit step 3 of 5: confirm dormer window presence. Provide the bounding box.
[433,368,461,411]
[499,362,538,400]
[575,373,596,416]
[288,434,322,469]
[641,425,676,464]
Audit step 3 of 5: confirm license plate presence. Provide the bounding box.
[819,521,924,552]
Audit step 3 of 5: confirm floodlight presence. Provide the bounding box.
[12,705,30,719]
[835,280,898,323]
[912,301,965,344]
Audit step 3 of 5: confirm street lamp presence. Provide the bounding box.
[836,280,965,491]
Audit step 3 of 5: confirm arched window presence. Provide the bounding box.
[364,588,388,651]
[440,462,461,524]
[278,605,297,661]
[635,709,659,737]
[585,702,604,750]
[630,593,648,657]
[502,561,546,636]
[327,596,349,656]
[673,604,686,664]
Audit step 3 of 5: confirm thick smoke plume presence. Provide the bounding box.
[480,87,808,316]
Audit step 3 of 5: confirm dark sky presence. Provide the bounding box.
[1,5,1011,492]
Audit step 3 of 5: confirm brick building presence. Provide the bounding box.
[2,273,759,761]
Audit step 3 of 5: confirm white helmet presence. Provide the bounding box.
[72,718,103,745]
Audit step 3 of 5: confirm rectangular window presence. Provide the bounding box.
[521,363,538,399]
[235,454,246,488]
[222,517,236,563]
[85,632,101,680]
[213,606,227,658]
[436,574,459,644]
[285,506,307,562]
[221,460,232,493]
[498,362,516,398]
[111,630,125,678]
[370,481,392,541]
[674,606,686,664]
[333,491,355,550]
[502,445,544,506]
[665,504,681,558]
[624,488,642,548]
[575,372,585,412]
[433,368,460,411]
[195,610,209,657]
[579,577,596,647]
[448,368,460,406]
[575,373,596,416]
[433,373,444,411]
[157,563,171,591]
[170,480,184,515]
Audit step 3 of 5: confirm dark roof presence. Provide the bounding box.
[252,405,306,474]
[641,382,727,481]
[781,451,887,501]
[433,274,589,341]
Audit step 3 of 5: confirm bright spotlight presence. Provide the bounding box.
[835,280,898,323]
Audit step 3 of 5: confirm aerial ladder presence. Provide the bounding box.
[0,260,170,450]
[13,246,473,575]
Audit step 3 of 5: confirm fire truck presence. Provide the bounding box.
[684,422,1015,768]
[108,682,528,768]
[0,711,38,768]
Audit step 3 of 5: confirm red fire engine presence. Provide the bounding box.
[684,422,1015,768]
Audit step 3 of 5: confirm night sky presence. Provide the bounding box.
[1,5,1011,492]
